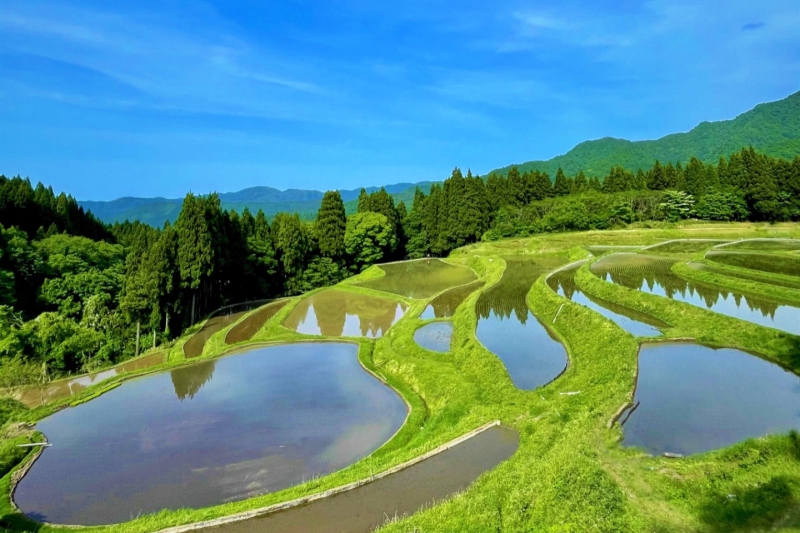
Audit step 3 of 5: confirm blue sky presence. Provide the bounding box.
[1,0,798,200]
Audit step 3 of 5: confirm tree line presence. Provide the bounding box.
[0,146,798,385]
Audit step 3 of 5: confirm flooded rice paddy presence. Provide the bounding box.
[414,322,453,352]
[14,343,407,526]
[17,351,166,408]
[357,259,477,299]
[688,261,800,290]
[283,290,407,338]
[585,245,642,255]
[184,301,270,358]
[590,254,800,335]
[476,256,568,390]
[706,251,800,278]
[192,425,519,533]
[620,344,800,456]
[419,280,484,319]
[547,264,665,337]
[643,239,729,254]
[719,239,800,252]
[225,300,289,344]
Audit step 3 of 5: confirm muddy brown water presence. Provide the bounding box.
[17,351,166,408]
[192,425,519,533]
[419,280,485,319]
[283,290,407,338]
[225,301,289,344]
[184,301,271,358]
[14,343,407,526]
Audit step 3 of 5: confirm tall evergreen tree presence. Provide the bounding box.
[315,191,346,259]
[553,168,571,196]
[357,188,370,213]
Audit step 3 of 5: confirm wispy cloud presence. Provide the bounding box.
[742,22,766,31]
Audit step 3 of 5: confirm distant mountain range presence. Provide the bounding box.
[81,90,800,227]
[489,90,800,177]
[81,182,434,228]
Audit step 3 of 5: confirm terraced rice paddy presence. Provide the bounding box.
[643,239,729,254]
[620,344,800,456]
[14,343,407,526]
[225,300,289,344]
[706,251,800,278]
[17,351,166,408]
[687,261,800,290]
[547,263,665,337]
[585,245,642,255]
[718,239,800,252]
[591,254,800,335]
[475,256,568,390]
[357,259,477,299]
[419,280,484,319]
[413,322,453,352]
[184,301,270,358]
[197,425,519,533]
[283,290,407,338]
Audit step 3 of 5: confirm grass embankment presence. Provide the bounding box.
[672,261,800,306]
[3,223,800,532]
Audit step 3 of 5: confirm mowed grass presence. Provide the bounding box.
[3,223,800,533]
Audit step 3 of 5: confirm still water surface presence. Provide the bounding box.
[546,263,664,337]
[15,343,407,526]
[590,254,800,335]
[476,256,568,390]
[414,322,453,352]
[420,280,484,319]
[357,259,476,299]
[195,425,519,533]
[622,344,800,455]
[283,290,407,338]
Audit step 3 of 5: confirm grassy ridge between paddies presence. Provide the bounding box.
[3,223,800,532]
[672,261,800,307]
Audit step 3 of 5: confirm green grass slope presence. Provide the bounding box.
[492,90,800,178]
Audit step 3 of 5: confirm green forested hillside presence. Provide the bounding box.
[492,90,800,178]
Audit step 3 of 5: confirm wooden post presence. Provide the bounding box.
[135,321,140,357]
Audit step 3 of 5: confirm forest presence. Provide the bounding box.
[0,146,798,386]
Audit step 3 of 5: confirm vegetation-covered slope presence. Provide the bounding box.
[491,90,800,178]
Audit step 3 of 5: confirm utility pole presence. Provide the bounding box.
[135,321,140,357]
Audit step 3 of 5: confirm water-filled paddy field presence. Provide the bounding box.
[225,300,288,344]
[620,344,800,456]
[706,251,800,278]
[419,280,484,319]
[357,259,477,299]
[547,263,665,337]
[17,351,166,408]
[475,256,568,390]
[414,322,453,352]
[196,425,519,533]
[643,239,730,254]
[590,253,800,335]
[184,301,271,358]
[719,239,800,252]
[283,290,407,338]
[687,261,800,290]
[14,343,407,526]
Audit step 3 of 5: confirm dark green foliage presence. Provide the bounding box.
[315,191,347,259]
[692,192,749,221]
[699,476,797,532]
[553,168,572,196]
[0,175,110,241]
